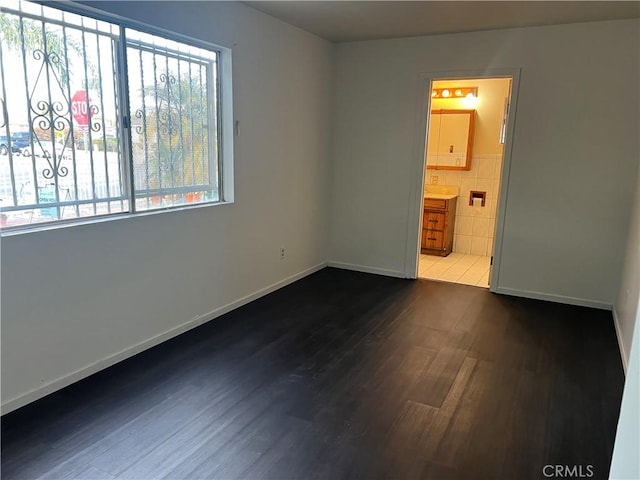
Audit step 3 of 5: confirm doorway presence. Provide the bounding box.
[417,77,513,288]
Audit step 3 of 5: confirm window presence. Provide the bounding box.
[0,0,231,231]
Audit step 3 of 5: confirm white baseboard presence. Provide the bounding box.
[1,262,328,415]
[494,287,613,311]
[612,306,628,374]
[327,261,406,278]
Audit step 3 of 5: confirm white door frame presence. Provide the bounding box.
[403,68,521,292]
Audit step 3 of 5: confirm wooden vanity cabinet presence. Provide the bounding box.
[421,197,457,256]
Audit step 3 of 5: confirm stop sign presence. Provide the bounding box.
[71,90,91,126]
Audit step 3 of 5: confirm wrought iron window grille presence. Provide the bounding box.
[0,0,223,231]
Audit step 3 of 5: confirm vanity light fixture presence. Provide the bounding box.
[432,87,478,99]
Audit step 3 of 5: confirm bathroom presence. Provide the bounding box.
[419,77,512,287]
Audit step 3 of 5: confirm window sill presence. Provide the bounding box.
[0,199,234,238]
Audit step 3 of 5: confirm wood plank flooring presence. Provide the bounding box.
[1,268,625,479]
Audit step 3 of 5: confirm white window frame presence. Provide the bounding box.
[0,0,234,235]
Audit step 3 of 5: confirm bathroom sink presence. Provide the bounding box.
[424,185,458,200]
[425,192,458,200]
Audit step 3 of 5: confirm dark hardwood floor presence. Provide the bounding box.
[1,268,625,480]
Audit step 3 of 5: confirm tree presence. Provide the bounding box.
[133,71,214,195]
[0,13,88,87]
[1,11,101,153]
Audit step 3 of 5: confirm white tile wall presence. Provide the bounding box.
[456,215,473,235]
[476,178,492,195]
[472,217,489,237]
[477,158,495,179]
[425,153,503,256]
[455,234,472,253]
[470,236,489,256]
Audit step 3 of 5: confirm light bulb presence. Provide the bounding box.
[463,93,479,108]
[442,89,450,98]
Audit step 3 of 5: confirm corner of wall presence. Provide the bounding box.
[613,306,629,373]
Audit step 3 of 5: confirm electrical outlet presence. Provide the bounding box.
[431,175,439,185]
[280,246,285,260]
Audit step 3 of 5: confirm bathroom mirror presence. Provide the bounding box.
[426,109,475,171]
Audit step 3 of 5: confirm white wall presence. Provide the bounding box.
[0,1,333,412]
[614,166,640,368]
[609,162,640,479]
[610,308,640,479]
[329,19,639,307]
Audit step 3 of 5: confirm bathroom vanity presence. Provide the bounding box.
[421,194,458,256]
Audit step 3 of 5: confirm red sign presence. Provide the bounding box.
[71,90,92,126]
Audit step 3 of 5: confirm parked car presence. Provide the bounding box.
[0,135,8,155]
[0,135,22,155]
[11,131,32,152]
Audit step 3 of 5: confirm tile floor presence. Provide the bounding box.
[418,253,491,287]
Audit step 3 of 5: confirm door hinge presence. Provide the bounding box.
[123,115,130,129]
[490,256,494,266]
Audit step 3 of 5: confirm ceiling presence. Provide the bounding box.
[244,1,640,43]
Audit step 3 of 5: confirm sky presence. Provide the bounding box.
[1,0,217,138]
